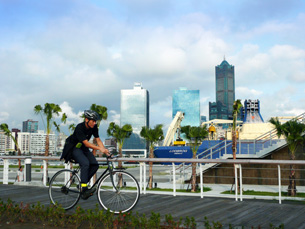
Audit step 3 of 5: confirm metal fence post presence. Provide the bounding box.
[143,162,146,194]
[25,157,32,182]
[3,159,9,184]
[172,162,176,196]
[200,163,203,198]
[278,165,281,204]
[239,164,243,201]
[43,160,47,186]
[64,162,70,184]
[234,164,238,201]
[139,163,143,194]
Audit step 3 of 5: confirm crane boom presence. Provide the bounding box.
[163,111,184,146]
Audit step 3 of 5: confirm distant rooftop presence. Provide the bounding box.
[217,57,234,69]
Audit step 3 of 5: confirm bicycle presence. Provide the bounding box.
[48,155,140,213]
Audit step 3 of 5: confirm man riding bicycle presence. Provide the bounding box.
[61,110,110,199]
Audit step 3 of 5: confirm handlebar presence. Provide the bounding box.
[107,154,119,160]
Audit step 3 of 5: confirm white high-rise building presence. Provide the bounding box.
[0,132,11,154]
[17,132,30,154]
[17,131,56,155]
[120,82,149,157]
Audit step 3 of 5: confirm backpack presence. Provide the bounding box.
[60,135,76,163]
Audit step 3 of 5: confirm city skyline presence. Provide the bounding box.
[1,1,305,140]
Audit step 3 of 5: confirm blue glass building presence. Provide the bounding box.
[120,83,149,157]
[209,59,235,120]
[172,88,200,127]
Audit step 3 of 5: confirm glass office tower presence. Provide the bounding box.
[172,88,200,127]
[22,119,38,133]
[120,83,149,157]
[209,59,235,120]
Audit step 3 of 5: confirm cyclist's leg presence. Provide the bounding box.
[71,148,90,184]
[85,150,99,182]
[71,148,97,199]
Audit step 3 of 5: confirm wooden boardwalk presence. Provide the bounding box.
[0,184,304,228]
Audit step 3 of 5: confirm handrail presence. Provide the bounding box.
[2,155,305,166]
[254,112,305,141]
[2,156,305,204]
[196,140,229,158]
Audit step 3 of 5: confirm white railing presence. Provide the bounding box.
[1,156,305,204]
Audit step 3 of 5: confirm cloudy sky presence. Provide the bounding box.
[1,0,305,140]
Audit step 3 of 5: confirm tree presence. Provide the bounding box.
[140,124,164,189]
[232,99,243,160]
[54,113,67,134]
[34,103,66,157]
[68,124,76,135]
[181,125,209,192]
[0,123,22,166]
[34,103,66,182]
[269,117,305,196]
[107,122,133,168]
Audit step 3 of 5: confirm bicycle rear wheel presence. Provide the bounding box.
[49,169,81,210]
[97,171,140,213]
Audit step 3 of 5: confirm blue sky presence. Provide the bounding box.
[1,0,305,139]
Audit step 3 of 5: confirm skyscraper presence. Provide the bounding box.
[120,83,149,157]
[22,119,38,133]
[172,87,200,127]
[209,59,235,120]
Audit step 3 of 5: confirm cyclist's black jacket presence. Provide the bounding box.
[60,122,99,163]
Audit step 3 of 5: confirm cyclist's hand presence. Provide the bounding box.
[100,148,110,156]
[107,153,113,159]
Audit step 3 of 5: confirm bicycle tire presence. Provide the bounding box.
[97,171,140,213]
[49,169,81,210]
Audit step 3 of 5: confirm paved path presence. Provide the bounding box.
[1,184,305,228]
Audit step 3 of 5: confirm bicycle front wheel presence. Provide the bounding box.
[49,169,81,210]
[97,171,140,213]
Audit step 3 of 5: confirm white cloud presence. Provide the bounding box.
[283,108,305,117]
[108,110,120,124]
[0,112,10,123]
[1,0,305,137]
[236,87,263,98]
[59,101,83,126]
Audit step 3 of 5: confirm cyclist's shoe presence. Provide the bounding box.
[81,187,96,200]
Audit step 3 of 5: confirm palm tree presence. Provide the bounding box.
[68,124,76,135]
[232,99,243,160]
[34,103,66,157]
[0,123,22,166]
[34,103,66,182]
[53,113,67,134]
[107,122,133,168]
[269,117,305,196]
[181,125,209,192]
[140,124,164,189]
